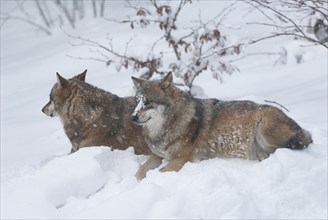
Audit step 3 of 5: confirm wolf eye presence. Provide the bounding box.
[144,100,152,106]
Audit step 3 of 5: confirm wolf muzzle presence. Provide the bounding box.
[42,101,57,117]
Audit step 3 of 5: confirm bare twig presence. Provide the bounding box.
[264,100,290,112]
[66,54,107,63]
[245,0,328,48]
[248,32,328,49]
[244,0,277,24]
[63,27,163,79]
[2,15,51,35]
[35,0,51,28]
[55,0,76,29]
[252,0,308,38]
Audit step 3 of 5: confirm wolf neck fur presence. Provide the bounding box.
[143,91,197,159]
[58,81,138,148]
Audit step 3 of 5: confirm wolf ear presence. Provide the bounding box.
[161,72,173,89]
[76,69,87,82]
[131,77,145,90]
[56,72,68,88]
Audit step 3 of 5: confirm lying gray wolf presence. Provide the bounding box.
[42,70,150,155]
[131,72,312,180]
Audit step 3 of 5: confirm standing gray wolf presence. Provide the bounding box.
[42,70,150,155]
[131,72,312,180]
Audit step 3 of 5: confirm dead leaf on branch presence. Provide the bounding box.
[137,10,146,16]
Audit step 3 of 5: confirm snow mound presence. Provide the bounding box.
[2,138,327,219]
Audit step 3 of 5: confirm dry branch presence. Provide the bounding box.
[245,0,328,48]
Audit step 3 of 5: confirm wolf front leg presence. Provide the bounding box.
[135,153,163,181]
[159,156,191,173]
[69,143,79,154]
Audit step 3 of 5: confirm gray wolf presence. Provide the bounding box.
[131,72,312,180]
[42,70,150,155]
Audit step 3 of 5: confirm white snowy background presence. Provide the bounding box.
[1,1,327,219]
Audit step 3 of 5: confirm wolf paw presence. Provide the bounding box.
[135,168,147,181]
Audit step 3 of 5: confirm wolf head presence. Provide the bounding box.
[130,72,176,126]
[42,69,87,117]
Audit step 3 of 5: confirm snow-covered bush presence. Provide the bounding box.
[66,0,241,93]
[118,0,240,90]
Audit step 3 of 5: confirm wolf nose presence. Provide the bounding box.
[131,115,139,122]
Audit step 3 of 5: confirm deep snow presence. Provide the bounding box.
[1,1,327,219]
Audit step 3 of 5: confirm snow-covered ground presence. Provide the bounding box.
[1,1,327,219]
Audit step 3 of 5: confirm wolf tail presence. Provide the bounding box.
[284,129,313,150]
